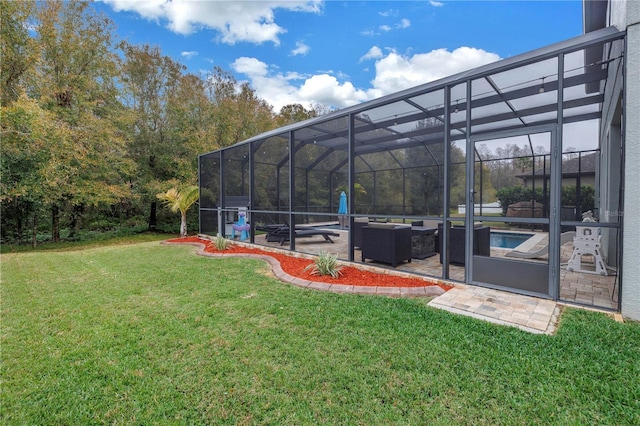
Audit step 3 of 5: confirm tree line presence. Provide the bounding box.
[1,0,323,245]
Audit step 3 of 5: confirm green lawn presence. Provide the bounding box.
[2,239,639,425]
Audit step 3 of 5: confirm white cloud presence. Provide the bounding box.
[231,46,500,112]
[103,0,322,44]
[232,57,270,77]
[429,0,445,7]
[231,57,368,111]
[105,0,165,20]
[360,46,384,62]
[371,19,410,35]
[379,9,398,18]
[291,41,310,56]
[298,74,369,108]
[181,51,198,60]
[370,47,501,94]
[398,18,410,29]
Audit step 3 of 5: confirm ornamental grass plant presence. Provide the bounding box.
[213,235,229,250]
[303,251,344,278]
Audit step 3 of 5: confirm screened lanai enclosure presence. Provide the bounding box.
[199,27,625,312]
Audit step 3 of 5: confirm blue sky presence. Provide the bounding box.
[97,0,584,111]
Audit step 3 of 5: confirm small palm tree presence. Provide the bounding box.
[156,185,199,237]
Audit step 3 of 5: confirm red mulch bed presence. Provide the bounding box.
[166,236,452,291]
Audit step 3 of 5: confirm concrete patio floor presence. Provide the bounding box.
[254,226,618,308]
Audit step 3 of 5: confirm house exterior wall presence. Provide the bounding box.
[610,0,640,321]
[521,176,596,188]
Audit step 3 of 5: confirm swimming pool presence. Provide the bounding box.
[490,231,534,249]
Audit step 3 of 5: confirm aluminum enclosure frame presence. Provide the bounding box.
[199,26,625,306]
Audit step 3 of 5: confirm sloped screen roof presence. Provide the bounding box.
[202,27,623,175]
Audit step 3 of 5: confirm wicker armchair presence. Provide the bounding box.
[361,223,412,267]
[438,224,490,265]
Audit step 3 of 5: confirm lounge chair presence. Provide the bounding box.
[256,224,340,246]
[255,224,288,242]
[505,231,575,259]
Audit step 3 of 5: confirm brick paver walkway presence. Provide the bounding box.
[428,285,560,334]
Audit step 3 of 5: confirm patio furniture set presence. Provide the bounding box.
[253,218,493,268]
[355,218,490,268]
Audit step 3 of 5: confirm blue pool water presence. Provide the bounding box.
[490,232,534,249]
[318,224,534,249]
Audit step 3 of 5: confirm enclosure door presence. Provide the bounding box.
[468,127,558,298]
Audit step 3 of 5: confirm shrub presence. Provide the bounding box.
[304,251,343,278]
[562,185,595,212]
[214,236,229,251]
[496,184,595,216]
[495,186,544,215]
